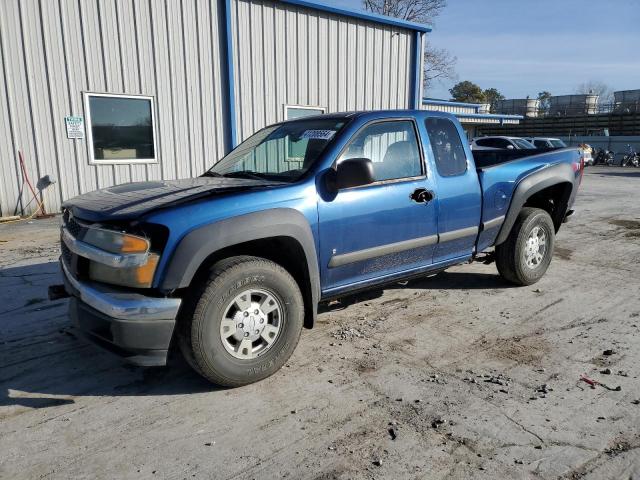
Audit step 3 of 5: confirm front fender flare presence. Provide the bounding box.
[160,209,320,325]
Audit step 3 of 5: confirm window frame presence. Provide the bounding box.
[425,117,469,178]
[334,118,427,188]
[83,92,158,165]
[283,104,326,120]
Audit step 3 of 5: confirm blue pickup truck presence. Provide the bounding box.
[51,110,583,386]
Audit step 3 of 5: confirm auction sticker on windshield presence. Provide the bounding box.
[301,130,336,140]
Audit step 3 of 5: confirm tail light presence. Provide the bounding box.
[573,152,585,186]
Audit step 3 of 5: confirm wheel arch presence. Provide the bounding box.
[495,163,575,246]
[161,209,320,328]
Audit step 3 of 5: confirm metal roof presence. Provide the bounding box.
[422,98,484,109]
[422,98,523,124]
[279,0,432,33]
[456,112,523,120]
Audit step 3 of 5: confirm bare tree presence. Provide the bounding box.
[575,81,614,104]
[363,0,446,24]
[363,0,456,90]
[423,43,457,88]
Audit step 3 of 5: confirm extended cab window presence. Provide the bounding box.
[338,120,422,182]
[425,118,467,176]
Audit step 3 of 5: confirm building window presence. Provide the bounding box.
[283,105,326,162]
[284,104,325,120]
[425,117,468,177]
[84,93,157,164]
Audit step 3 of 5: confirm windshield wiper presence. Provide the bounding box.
[222,171,269,181]
[202,170,223,177]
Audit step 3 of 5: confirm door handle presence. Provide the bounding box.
[410,188,434,204]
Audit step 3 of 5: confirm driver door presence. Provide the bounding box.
[317,119,439,296]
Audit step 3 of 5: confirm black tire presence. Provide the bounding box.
[178,256,304,387]
[495,207,555,286]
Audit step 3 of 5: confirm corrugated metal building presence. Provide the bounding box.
[0,0,429,217]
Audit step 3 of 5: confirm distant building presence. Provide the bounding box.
[549,94,599,116]
[614,90,640,113]
[422,99,522,139]
[494,98,540,118]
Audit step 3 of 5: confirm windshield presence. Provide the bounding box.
[550,139,567,148]
[513,138,536,149]
[207,118,346,182]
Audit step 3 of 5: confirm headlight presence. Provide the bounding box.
[83,228,150,254]
[89,253,159,288]
[83,228,159,288]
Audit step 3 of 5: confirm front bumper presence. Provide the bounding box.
[61,260,181,366]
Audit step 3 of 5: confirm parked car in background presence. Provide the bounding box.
[524,137,567,149]
[523,137,593,165]
[471,136,536,150]
[51,110,584,387]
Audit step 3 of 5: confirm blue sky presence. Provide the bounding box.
[322,0,640,100]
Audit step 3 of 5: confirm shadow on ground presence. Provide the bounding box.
[0,262,219,408]
[1,262,511,406]
[592,170,640,178]
[320,270,512,312]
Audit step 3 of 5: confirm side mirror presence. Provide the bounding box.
[506,144,515,150]
[331,158,375,190]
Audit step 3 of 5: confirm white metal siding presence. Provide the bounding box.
[0,0,228,217]
[422,104,478,115]
[231,0,415,142]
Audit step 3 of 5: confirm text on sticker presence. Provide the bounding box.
[301,130,336,140]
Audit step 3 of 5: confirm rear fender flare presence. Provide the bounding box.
[495,163,575,245]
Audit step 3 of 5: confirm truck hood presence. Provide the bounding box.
[62,177,284,222]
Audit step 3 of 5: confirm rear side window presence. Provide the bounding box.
[425,118,467,176]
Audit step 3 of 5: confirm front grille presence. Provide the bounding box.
[61,241,73,268]
[60,208,88,279]
[65,216,83,238]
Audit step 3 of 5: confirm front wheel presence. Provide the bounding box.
[495,207,555,286]
[179,256,304,387]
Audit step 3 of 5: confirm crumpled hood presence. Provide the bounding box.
[62,177,282,222]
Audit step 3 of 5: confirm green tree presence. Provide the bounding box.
[483,88,505,112]
[449,81,486,103]
[537,91,552,113]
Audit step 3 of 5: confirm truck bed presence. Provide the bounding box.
[474,147,583,252]
[472,148,560,169]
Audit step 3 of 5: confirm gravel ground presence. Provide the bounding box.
[1,166,639,480]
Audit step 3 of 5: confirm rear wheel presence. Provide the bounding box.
[179,256,304,387]
[495,207,555,286]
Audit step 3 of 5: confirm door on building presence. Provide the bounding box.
[318,119,439,295]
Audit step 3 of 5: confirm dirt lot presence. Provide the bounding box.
[1,166,640,480]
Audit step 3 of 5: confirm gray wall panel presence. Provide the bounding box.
[0,0,227,217]
[231,0,415,142]
[0,0,417,217]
